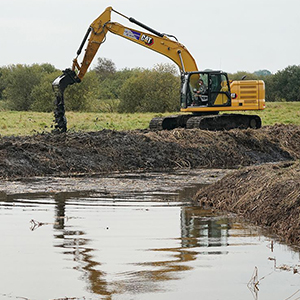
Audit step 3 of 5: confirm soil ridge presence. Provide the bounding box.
[0,124,299,179]
[194,160,300,246]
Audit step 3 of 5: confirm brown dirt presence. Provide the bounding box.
[0,124,299,179]
[0,124,299,246]
[195,160,300,246]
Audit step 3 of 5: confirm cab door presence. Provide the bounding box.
[209,73,231,107]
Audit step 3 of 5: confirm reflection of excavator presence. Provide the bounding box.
[51,191,230,297]
[52,6,265,132]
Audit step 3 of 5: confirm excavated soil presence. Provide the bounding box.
[195,160,300,246]
[0,124,299,179]
[0,124,299,245]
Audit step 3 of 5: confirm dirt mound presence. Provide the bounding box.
[195,160,300,246]
[0,124,299,179]
[1,124,299,246]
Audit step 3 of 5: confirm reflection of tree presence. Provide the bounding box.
[52,192,230,297]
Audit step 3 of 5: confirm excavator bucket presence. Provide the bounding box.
[52,69,81,132]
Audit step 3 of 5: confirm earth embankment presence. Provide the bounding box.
[194,160,300,246]
[0,124,300,246]
[0,124,299,179]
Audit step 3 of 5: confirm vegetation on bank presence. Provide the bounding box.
[195,160,300,246]
[0,59,299,136]
[0,102,299,136]
[0,59,300,115]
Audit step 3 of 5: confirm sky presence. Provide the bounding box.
[1,0,300,74]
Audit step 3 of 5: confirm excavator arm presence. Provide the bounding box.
[52,6,198,132]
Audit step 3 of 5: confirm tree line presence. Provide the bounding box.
[0,58,299,113]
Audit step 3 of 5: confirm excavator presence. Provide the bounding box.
[52,6,265,132]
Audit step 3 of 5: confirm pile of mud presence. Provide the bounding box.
[0,124,299,246]
[195,160,300,246]
[0,124,299,179]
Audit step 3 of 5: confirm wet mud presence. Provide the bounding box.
[0,169,228,197]
[0,124,300,246]
[0,124,299,179]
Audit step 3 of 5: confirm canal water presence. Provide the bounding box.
[0,172,299,300]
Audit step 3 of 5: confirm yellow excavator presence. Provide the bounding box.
[52,6,265,132]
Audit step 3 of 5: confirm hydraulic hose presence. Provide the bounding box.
[77,27,92,56]
[128,17,164,37]
[112,8,164,38]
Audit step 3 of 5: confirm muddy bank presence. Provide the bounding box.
[0,124,299,179]
[0,169,229,197]
[195,160,300,246]
[0,124,299,247]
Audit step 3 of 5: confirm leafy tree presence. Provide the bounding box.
[263,75,276,102]
[2,64,44,110]
[94,57,116,81]
[153,63,179,76]
[1,63,100,112]
[64,70,99,111]
[98,67,142,100]
[118,63,180,113]
[0,67,5,100]
[271,65,300,101]
[1,63,58,111]
[30,71,62,112]
[254,69,272,77]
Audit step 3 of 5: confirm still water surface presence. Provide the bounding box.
[0,179,299,300]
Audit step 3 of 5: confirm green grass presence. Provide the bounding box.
[263,102,300,125]
[239,102,300,126]
[0,111,169,136]
[0,102,299,136]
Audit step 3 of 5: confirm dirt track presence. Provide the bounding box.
[0,124,299,246]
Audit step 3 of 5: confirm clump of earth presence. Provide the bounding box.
[0,124,299,246]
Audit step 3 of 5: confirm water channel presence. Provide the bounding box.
[0,170,299,300]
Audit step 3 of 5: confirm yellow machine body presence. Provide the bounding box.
[52,6,265,132]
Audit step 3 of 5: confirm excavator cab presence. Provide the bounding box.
[181,71,231,109]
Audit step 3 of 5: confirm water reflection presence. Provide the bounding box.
[50,191,233,297]
[52,192,113,297]
[0,185,299,300]
[181,207,229,250]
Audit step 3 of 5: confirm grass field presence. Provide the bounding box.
[0,102,299,136]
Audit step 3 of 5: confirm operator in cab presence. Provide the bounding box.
[192,79,208,106]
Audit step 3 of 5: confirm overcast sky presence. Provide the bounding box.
[1,0,300,74]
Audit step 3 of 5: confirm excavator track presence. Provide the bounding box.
[149,115,193,130]
[186,114,261,130]
[150,114,261,131]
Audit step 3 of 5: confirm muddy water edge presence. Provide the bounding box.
[0,169,299,300]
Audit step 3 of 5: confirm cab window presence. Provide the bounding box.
[210,74,230,106]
